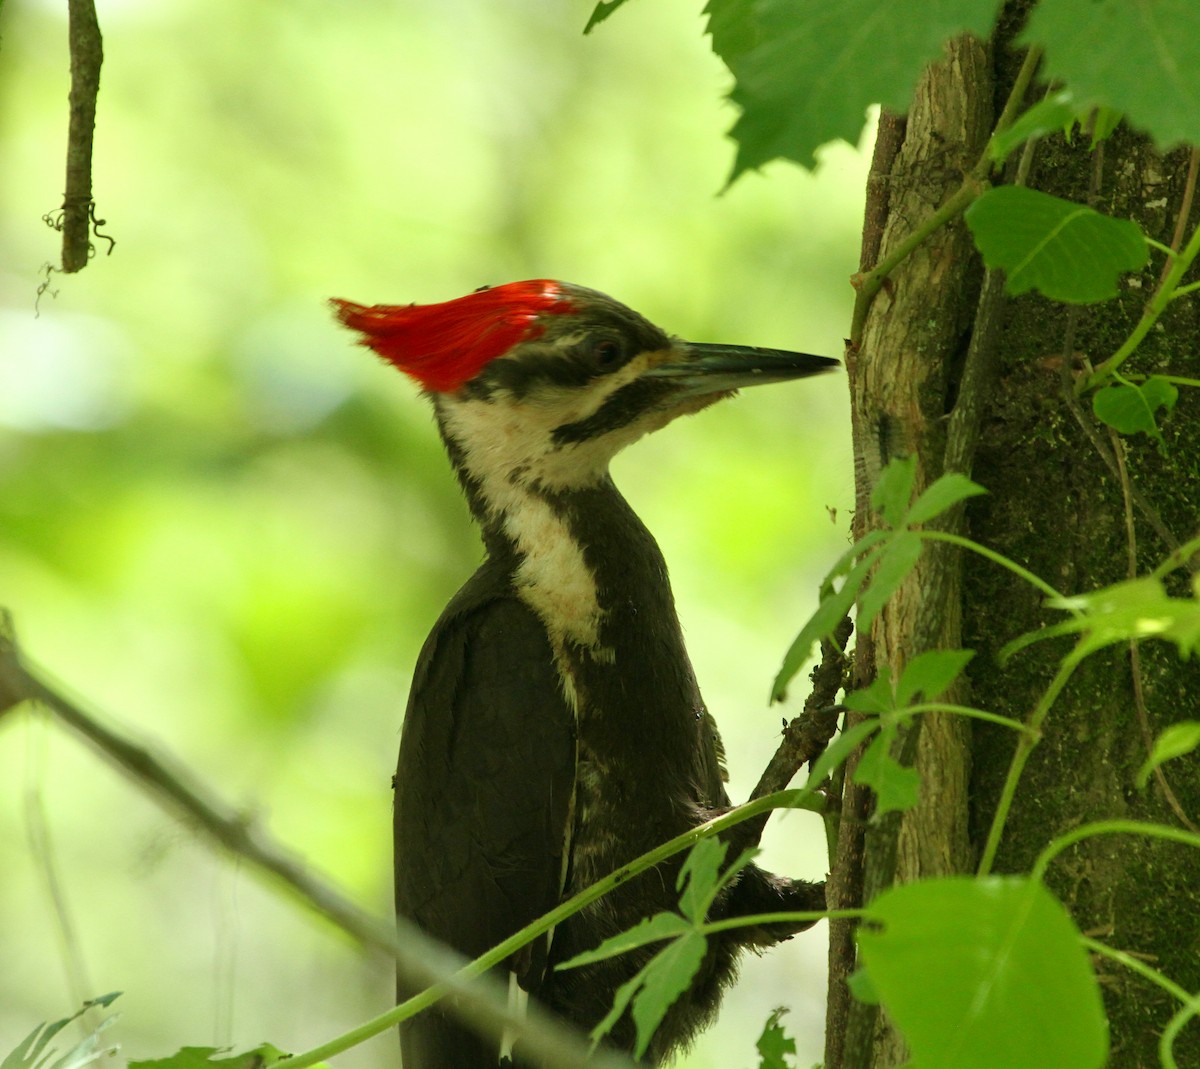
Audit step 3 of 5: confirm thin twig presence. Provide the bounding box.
[1110,431,1200,834]
[749,617,852,803]
[1061,390,1181,558]
[1085,200,1200,388]
[848,45,1042,347]
[732,618,852,857]
[61,0,105,273]
[1157,147,1200,288]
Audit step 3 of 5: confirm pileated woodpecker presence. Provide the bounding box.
[332,281,836,1068]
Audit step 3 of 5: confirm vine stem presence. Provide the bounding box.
[1121,371,1200,389]
[1083,936,1192,1003]
[62,0,104,272]
[1085,933,1198,1069]
[898,701,1035,734]
[848,44,1043,346]
[701,908,867,937]
[1031,818,1200,883]
[850,181,983,344]
[1161,991,1200,1069]
[1170,278,1200,300]
[919,528,1068,603]
[977,650,1084,876]
[285,786,820,1069]
[1150,533,1200,579]
[1085,209,1200,389]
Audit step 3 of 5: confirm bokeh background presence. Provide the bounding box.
[0,1,870,1065]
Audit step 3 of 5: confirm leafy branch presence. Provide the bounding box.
[760,458,1200,1067]
[1084,212,1200,388]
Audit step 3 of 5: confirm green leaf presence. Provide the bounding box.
[771,541,885,701]
[631,932,707,1059]
[857,531,923,634]
[853,730,921,817]
[566,835,759,1055]
[857,877,1108,1069]
[678,837,750,923]
[844,669,896,715]
[678,837,728,922]
[1024,0,1200,150]
[582,0,633,33]
[129,1047,293,1069]
[704,0,758,70]
[725,0,1003,178]
[1092,377,1178,452]
[872,455,917,528]
[3,995,122,1069]
[989,91,1081,162]
[1088,107,1122,148]
[806,719,878,788]
[903,473,987,526]
[846,967,880,1005]
[965,186,1148,303]
[895,649,974,705]
[1136,721,1200,788]
[773,461,976,703]
[679,839,759,924]
[751,1007,797,1069]
[589,931,708,1059]
[556,912,691,971]
[1038,576,1200,660]
[589,972,642,1053]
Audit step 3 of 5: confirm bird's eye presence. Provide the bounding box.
[591,338,624,371]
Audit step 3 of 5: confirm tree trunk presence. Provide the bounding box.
[830,8,1200,1068]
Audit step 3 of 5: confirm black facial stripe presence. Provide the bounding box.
[475,348,600,399]
[464,307,672,401]
[551,378,676,445]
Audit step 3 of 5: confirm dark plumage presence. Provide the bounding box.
[333,281,836,1067]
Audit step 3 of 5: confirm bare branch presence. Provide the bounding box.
[61,0,106,273]
[0,614,633,1069]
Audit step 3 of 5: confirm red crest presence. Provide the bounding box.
[331,280,576,392]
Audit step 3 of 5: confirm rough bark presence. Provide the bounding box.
[832,34,993,1068]
[833,8,1200,1069]
[965,127,1200,1069]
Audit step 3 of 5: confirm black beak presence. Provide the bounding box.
[642,343,840,397]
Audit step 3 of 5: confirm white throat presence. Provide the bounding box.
[436,394,609,652]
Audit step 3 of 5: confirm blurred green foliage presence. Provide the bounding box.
[0,1,867,1066]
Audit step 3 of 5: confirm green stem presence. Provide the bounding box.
[1031,818,1200,883]
[1089,933,1200,1069]
[977,650,1083,876]
[1169,278,1200,300]
[1161,991,1200,1069]
[978,45,1043,169]
[897,701,1036,735]
[848,44,1043,346]
[701,908,868,937]
[1082,936,1192,1003]
[1085,217,1200,389]
[1120,372,1200,389]
[285,786,818,1069]
[919,529,1068,603]
[1150,534,1200,579]
[850,180,984,345]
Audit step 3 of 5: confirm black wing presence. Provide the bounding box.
[394,572,576,1069]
